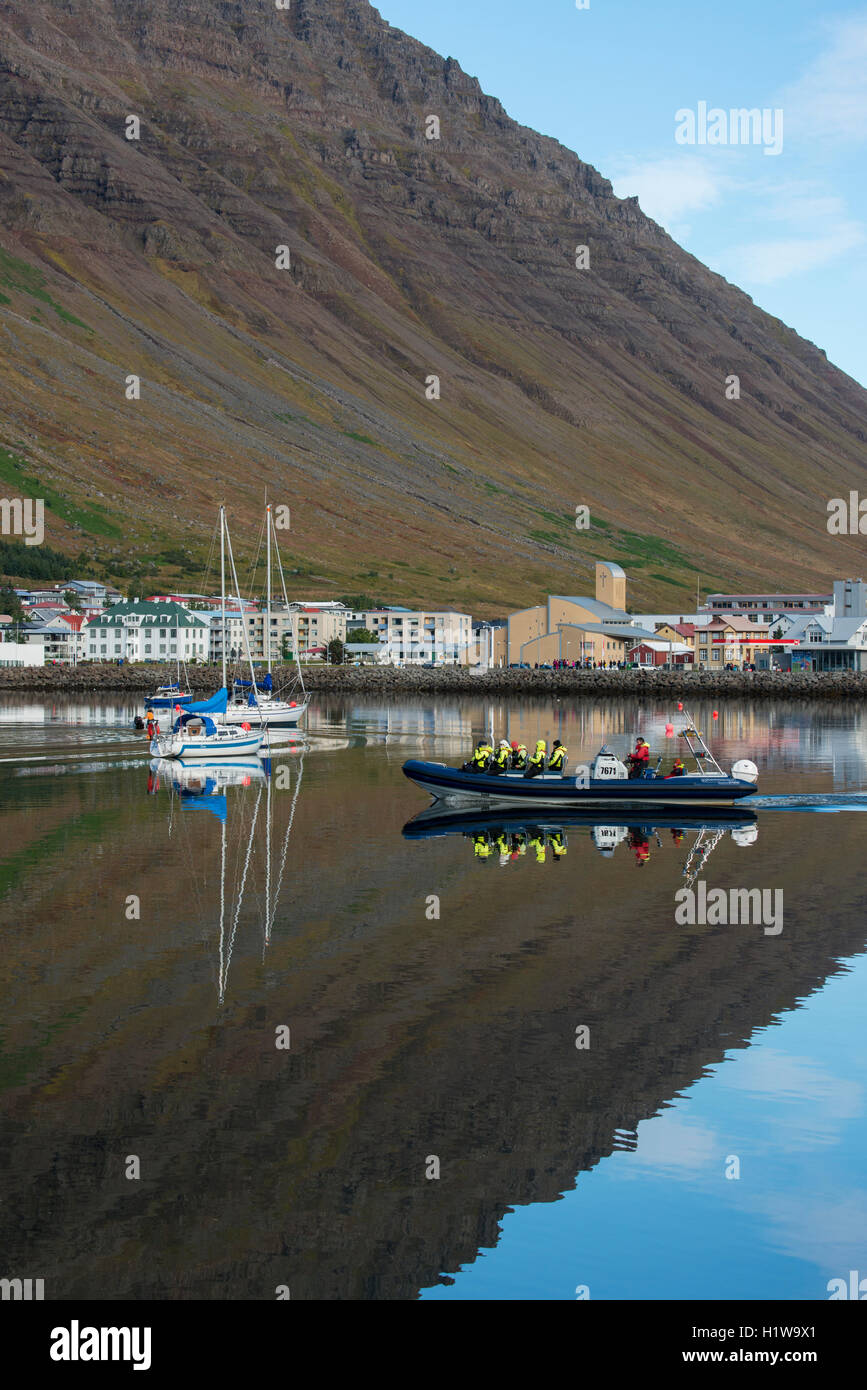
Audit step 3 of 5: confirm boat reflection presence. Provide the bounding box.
[147,752,304,1000]
[403,806,758,871]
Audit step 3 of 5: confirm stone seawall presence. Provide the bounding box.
[1,663,866,700]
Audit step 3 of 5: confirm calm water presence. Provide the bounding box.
[1,692,865,1300]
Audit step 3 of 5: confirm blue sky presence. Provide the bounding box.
[376,0,867,387]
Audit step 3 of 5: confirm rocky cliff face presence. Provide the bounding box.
[1,0,865,609]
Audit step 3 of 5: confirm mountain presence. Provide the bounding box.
[0,0,865,612]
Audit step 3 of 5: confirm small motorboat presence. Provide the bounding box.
[145,683,195,709]
[403,712,758,809]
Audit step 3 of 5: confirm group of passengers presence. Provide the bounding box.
[471,829,567,864]
[463,738,568,778]
[463,736,687,781]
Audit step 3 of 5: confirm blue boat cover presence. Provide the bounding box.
[236,673,272,692]
[174,712,219,734]
[183,688,229,715]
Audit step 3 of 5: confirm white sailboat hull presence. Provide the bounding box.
[221,699,308,728]
[150,729,264,761]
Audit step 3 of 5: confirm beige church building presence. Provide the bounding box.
[493,562,659,665]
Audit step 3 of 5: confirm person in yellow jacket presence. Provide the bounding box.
[550,830,567,859]
[472,833,493,859]
[510,741,528,771]
[488,739,512,775]
[464,740,492,773]
[524,740,547,778]
[529,832,546,863]
[548,739,567,774]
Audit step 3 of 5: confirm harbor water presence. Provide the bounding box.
[0,693,865,1300]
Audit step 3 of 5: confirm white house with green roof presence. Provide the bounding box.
[84,600,209,664]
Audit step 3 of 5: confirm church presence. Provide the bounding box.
[494,562,660,666]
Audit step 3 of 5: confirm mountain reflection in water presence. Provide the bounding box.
[0,695,865,1300]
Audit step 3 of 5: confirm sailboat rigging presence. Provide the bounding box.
[222,503,309,730]
[150,508,267,760]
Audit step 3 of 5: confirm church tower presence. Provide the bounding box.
[595,561,626,610]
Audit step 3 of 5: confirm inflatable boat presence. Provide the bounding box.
[403,714,758,809]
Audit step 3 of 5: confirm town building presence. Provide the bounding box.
[652,622,698,652]
[833,578,867,618]
[0,633,44,667]
[85,600,209,663]
[629,639,694,667]
[629,612,713,631]
[706,591,831,615]
[694,615,792,669]
[243,606,299,664]
[21,612,86,664]
[290,602,348,657]
[209,612,247,666]
[498,563,660,666]
[356,608,473,665]
[62,579,111,606]
[779,614,867,671]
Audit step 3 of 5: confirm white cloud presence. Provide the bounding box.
[721,1047,863,1132]
[625,1111,720,1174]
[611,156,732,235]
[723,222,865,285]
[783,16,867,143]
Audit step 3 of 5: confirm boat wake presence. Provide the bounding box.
[743,793,867,812]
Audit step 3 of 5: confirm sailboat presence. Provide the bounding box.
[150,507,266,760]
[221,503,308,730]
[145,605,196,707]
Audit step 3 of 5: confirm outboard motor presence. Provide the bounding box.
[590,746,628,780]
[731,759,759,785]
[731,825,759,846]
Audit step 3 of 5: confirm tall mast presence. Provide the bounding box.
[220,505,227,691]
[266,501,272,676]
[224,511,259,689]
[271,509,306,703]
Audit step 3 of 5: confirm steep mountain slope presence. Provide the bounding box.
[0,0,865,611]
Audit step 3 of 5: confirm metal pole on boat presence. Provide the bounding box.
[266,500,272,678]
[271,509,306,705]
[220,506,227,694]
[223,514,261,703]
